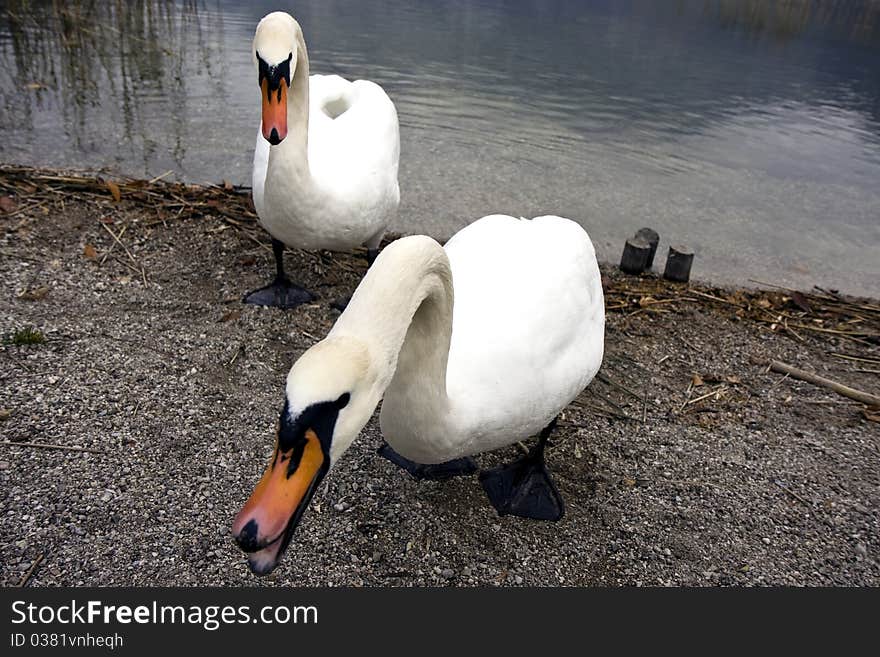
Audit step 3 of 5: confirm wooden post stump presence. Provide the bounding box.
[620,237,651,275]
[663,245,694,282]
[635,228,660,269]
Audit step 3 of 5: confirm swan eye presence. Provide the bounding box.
[277,392,351,456]
[256,52,293,90]
[277,399,301,452]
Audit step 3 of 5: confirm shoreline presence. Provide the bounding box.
[2,163,878,304]
[1,163,878,586]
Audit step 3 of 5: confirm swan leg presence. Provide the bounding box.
[377,442,477,481]
[329,246,381,312]
[478,418,565,521]
[243,239,316,309]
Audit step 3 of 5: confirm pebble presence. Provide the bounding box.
[762,537,771,545]
[3,206,875,589]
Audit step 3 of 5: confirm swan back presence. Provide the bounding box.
[445,215,604,451]
[377,215,605,461]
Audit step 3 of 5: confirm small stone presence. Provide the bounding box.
[0,461,9,470]
[762,537,771,545]
[855,543,867,558]
[333,503,346,512]
[663,548,672,557]
[371,551,382,563]
[514,575,524,585]
[462,567,472,577]
[0,409,10,421]
[440,568,455,579]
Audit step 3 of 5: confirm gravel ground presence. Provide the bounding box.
[1,196,878,587]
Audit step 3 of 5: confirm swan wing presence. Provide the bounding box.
[307,75,400,218]
[444,215,605,452]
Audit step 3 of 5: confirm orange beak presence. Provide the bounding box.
[261,78,288,145]
[232,428,325,575]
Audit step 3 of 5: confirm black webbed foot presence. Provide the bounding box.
[478,418,564,521]
[243,238,316,309]
[243,277,316,309]
[378,442,477,481]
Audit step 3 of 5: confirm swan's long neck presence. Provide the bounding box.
[268,28,310,177]
[330,237,454,420]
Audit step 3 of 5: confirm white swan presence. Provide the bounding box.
[245,11,400,308]
[232,214,605,575]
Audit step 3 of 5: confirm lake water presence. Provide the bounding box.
[2,0,879,296]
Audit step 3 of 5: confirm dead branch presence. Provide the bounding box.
[0,441,107,454]
[769,360,880,407]
[16,554,44,587]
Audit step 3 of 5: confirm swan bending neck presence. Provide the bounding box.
[330,237,454,408]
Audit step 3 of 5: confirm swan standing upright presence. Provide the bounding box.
[232,214,606,575]
[245,11,400,308]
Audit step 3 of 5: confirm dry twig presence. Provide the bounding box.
[17,554,44,588]
[0,441,107,455]
[769,360,880,407]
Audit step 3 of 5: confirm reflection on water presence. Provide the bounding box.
[705,0,880,42]
[1,0,879,295]
[0,0,221,173]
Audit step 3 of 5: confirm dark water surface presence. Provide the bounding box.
[2,0,879,295]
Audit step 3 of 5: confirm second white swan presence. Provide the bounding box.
[245,11,400,308]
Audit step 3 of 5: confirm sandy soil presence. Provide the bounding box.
[1,190,878,587]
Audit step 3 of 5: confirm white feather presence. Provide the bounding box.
[288,215,605,465]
